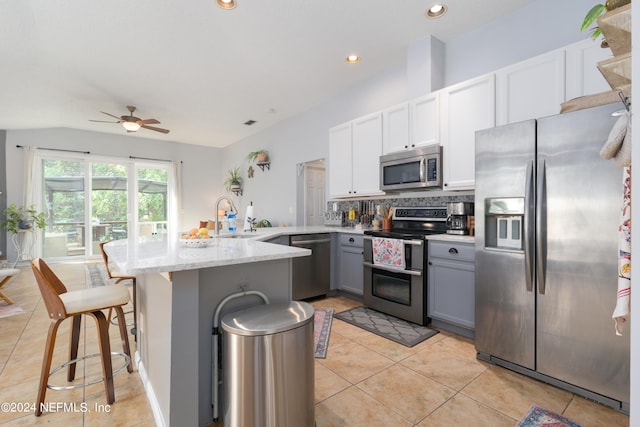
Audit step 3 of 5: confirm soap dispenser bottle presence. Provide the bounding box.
[228,210,237,232]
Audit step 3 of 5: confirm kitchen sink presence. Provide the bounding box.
[215,233,256,239]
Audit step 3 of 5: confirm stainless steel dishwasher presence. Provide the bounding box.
[289,233,331,300]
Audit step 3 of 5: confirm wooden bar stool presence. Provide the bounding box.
[99,242,137,337]
[0,268,20,305]
[30,258,133,417]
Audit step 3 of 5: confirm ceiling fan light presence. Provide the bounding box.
[216,0,236,10]
[122,121,141,132]
[426,4,447,18]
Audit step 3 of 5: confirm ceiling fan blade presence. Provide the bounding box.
[141,124,170,134]
[137,118,160,125]
[100,111,123,121]
[89,119,120,123]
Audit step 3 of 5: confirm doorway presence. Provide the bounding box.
[298,160,326,226]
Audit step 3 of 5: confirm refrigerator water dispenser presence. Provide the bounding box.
[484,198,524,251]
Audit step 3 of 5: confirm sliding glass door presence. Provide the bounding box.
[137,166,168,237]
[39,154,172,259]
[90,162,129,254]
[42,159,86,257]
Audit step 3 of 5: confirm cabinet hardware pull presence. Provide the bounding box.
[448,248,458,254]
[349,237,354,243]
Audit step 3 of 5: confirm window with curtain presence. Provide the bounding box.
[35,152,175,258]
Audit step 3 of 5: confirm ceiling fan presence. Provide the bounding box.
[89,106,170,134]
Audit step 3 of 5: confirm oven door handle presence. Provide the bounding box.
[362,236,424,246]
[362,262,422,277]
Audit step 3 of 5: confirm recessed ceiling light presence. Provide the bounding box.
[346,55,360,64]
[426,3,447,18]
[216,0,236,10]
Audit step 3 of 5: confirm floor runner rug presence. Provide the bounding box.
[314,309,333,358]
[516,404,584,427]
[334,306,438,347]
[0,304,25,318]
[85,263,111,287]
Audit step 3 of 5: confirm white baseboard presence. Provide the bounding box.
[136,351,167,427]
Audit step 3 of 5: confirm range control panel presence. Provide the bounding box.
[393,207,447,221]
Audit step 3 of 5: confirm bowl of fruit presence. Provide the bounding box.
[180,227,212,248]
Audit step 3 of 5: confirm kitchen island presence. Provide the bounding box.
[104,235,310,427]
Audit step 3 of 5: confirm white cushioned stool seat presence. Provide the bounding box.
[60,284,130,315]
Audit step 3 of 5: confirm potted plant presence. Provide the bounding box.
[247,150,269,164]
[224,167,243,192]
[581,0,631,45]
[2,204,47,234]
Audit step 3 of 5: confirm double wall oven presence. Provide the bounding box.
[363,207,447,325]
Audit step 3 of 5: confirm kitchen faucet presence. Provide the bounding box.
[214,195,238,236]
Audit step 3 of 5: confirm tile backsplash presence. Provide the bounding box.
[327,194,475,226]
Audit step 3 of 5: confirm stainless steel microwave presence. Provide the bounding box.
[379,145,442,192]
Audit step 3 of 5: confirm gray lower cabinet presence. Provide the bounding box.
[428,240,475,337]
[338,234,364,295]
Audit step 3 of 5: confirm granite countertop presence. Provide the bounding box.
[103,226,365,275]
[104,226,475,275]
[103,234,311,275]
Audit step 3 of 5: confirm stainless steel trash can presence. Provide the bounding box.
[221,301,315,427]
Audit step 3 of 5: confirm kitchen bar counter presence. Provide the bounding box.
[103,235,311,427]
[103,233,311,275]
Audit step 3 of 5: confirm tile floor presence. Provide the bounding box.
[0,262,630,426]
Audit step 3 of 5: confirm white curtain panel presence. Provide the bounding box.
[21,145,38,258]
[170,160,183,236]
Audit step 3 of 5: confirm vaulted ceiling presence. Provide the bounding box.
[2,0,535,148]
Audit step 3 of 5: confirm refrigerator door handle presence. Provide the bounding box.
[536,159,547,295]
[524,160,534,292]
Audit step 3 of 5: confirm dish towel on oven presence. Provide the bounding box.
[372,237,405,269]
[613,166,631,336]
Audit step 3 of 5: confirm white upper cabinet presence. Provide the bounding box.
[496,50,566,126]
[441,74,495,190]
[382,103,410,154]
[352,112,383,197]
[329,112,384,198]
[382,93,440,155]
[410,92,440,149]
[565,39,613,100]
[328,122,353,198]
[329,40,608,196]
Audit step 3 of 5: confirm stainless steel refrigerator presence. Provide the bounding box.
[474,103,630,411]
